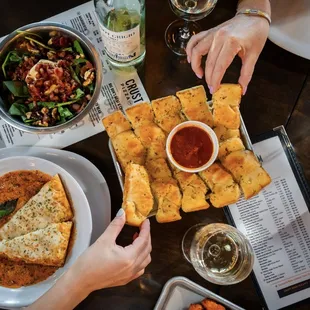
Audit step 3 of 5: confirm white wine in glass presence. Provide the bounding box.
[165,0,218,56]
[182,223,254,285]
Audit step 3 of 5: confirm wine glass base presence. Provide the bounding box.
[182,224,206,263]
[165,19,201,56]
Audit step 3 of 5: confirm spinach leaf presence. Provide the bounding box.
[3,81,29,97]
[73,40,84,56]
[2,51,22,78]
[37,102,56,109]
[0,199,18,218]
[56,98,80,107]
[56,117,66,125]
[9,53,22,62]
[69,66,80,84]
[21,115,35,123]
[55,89,84,108]
[25,36,55,51]
[75,88,84,99]
[58,106,73,118]
[87,83,94,94]
[73,58,87,65]
[8,102,28,116]
[75,65,80,77]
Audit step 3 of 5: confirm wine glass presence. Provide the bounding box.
[165,0,218,56]
[182,223,254,285]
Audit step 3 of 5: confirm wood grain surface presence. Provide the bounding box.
[0,0,309,309]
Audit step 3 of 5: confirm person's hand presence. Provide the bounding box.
[71,208,152,293]
[186,15,270,94]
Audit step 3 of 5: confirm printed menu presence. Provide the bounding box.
[228,133,310,310]
[0,1,149,148]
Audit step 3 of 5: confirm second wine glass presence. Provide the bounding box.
[165,0,218,56]
[182,223,254,285]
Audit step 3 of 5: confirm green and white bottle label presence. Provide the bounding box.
[100,25,141,62]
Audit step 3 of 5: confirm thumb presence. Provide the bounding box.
[101,208,126,243]
[238,54,257,95]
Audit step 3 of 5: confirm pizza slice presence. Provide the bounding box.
[0,174,73,241]
[0,222,72,267]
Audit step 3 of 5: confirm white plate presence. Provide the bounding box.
[0,156,93,308]
[269,0,310,60]
[0,147,111,244]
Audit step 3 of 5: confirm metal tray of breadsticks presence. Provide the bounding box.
[153,276,245,310]
[108,103,255,194]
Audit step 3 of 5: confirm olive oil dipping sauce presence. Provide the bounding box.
[170,126,213,169]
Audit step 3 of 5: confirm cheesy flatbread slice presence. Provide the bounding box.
[173,168,197,188]
[102,110,132,139]
[222,150,271,199]
[218,137,245,161]
[122,163,154,226]
[173,170,209,212]
[112,130,146,171]
[177,85,214,127]
[151,95,185,133]
[145,158,172,181]
[240,166,272,199]
[213,125,240,142]
[122,201,146,227]
[212,84,242,108]
[126,103,154,129]
[0,222,72,267]
[152,178,182,223]
[0,174,73,241]
[213,103,240,129]
[199,163,240,208]
[135,124,167,160]
[222,150,261,182]
[182,181,210,212]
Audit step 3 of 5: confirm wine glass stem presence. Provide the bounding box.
[180,21,191,41]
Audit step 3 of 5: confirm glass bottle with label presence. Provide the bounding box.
[94,0,145,68]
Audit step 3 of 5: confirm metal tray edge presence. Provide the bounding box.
[153,276,245,310]
[108,139,124,191]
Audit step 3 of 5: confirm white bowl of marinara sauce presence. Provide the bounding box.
[166,121,219,173]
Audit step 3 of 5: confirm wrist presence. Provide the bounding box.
[237,0,271,16]
[236,9,271,26]
[65,264,93,298]
[69,256,111,293]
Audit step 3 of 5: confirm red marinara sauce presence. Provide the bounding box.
[170,126,213,168]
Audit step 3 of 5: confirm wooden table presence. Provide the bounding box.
[1,0,310,309]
